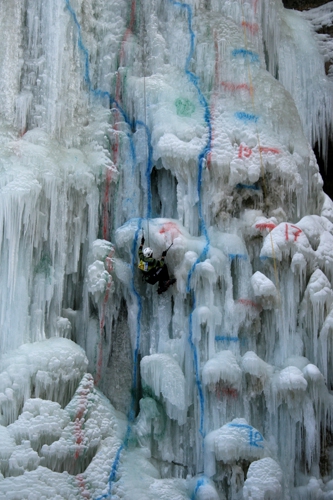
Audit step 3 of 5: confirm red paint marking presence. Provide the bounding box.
[115,1,136,103]
[259,146,280,154]
[159,222,181,241]
[221,81,252,93]
[76,474,90,499]
[284,222,303,243]
[290,224,302,242]
[253,0,259,14]
[238,144,280,160]
[255,222,276,231]
[73,375,94,463]
[237,298,262,311]
[95,248,115,386]
[215,381,238,400]
[103,1,136,240]
[241,21,259,34]
[102,167,114,240]
[238,144,252,158]
[207,31,219,170]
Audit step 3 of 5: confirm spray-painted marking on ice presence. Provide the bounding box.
[95,222,143,500]
[191,476,209,500]
[105,0,137,240]
[285,224,302,242]
[228,252,248,259]
[232,48,260,63]
[207,30,219,170]
[159,221,182,241]
[215,335,248,347]
[65,3,147,498]
[221,81,252,94]
[216,382,238,400]
[169,0,212,444]
[95,248,115,386]
[73,375,95,498]
[65,0,153,230]
[235,111,259,123]
[241,20,259,34]
[76,474,90,499]
[253,0,259,14]
[255,222,276,231]
[238,144,281,158]
[237,298,262,310]
[228,423,264,448]
[215,335,239,342]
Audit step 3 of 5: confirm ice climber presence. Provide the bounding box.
[138,234,176,294]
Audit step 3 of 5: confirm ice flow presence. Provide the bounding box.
[0,0,333,498]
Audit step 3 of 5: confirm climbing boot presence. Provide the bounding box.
[157,278,176,294]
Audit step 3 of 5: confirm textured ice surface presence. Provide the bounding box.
[0,0,333,498]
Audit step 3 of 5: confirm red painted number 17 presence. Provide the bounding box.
[285,224,302,242]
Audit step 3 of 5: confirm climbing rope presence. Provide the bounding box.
[142,12,150,246]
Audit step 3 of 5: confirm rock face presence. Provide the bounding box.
[283,0,331,9]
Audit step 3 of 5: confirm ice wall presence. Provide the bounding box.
[1,0,333,498]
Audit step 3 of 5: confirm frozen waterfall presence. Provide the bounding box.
[1,0,333,498]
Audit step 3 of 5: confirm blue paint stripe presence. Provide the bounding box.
[215,336,239,342]
[95,221,143,499]
[64,3,147,498]
[232,48,260,63]
[235,111,259,123]
[169,0,211,445]
[228,253,248,260]
[191,476,208,500]
[65,0,152,219]
[188,291,205,438]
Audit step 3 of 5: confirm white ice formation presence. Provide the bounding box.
[1,0,333,498]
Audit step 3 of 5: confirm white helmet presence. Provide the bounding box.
[143,247,153,258]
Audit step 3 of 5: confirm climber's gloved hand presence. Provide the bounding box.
[162,250,167,257]
[141,236,145,245]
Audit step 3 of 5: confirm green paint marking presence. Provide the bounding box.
[175,97,195,117]
[34,253,52,281]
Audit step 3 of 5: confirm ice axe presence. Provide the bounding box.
[161,242,173,257]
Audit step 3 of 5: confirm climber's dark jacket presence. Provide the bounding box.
[138,245,165,275]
